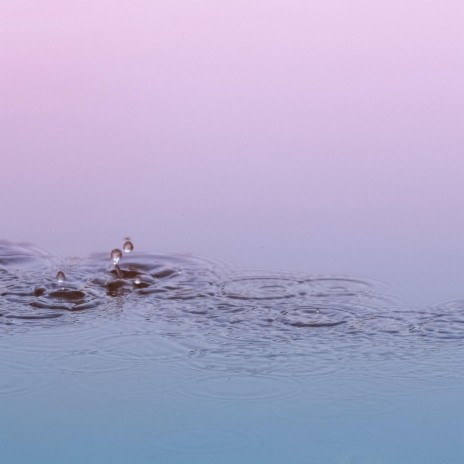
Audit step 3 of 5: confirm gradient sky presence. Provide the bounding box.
[1,0,463,303]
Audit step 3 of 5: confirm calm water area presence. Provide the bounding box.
[1,1,463,463]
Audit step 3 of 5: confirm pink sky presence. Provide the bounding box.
[0,0,463,302]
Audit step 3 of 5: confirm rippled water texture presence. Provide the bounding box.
[1,241,463,463]
[1,240,463,371]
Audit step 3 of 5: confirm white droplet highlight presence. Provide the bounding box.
[56,271,65,284]
[111,249,122,265]
[123,240,134,253]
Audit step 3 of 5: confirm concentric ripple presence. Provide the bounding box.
[175,372,304,402]
[0,239,59,270]
[1,239,464,386]
[410,298,464,342]
[221,276,299,300]
[0,357,52,398]
[220,275,375,301]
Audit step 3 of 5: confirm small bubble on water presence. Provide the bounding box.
[111,249,122,265]
[123,240,134,253]
[134,276,141,285]
[56,271,65,284]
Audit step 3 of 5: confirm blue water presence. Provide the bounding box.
[1,240,463,463]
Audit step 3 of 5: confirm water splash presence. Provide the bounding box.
[114,264,123,279]
[111,249,122,265]
[1,240,463,380]
[56,271,65,285]
[123,241,134,253]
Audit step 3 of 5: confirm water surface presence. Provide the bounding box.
[1,240,463,463]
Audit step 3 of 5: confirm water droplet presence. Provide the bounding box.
[111,249,122,265]
[134,276,141,285]
[123,240,134,253]
[56,271,65,284]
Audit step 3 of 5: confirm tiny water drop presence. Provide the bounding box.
[123,240,134,253]
[134,276,141,285]
[56,271,65,284]
[111,249,122,265]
